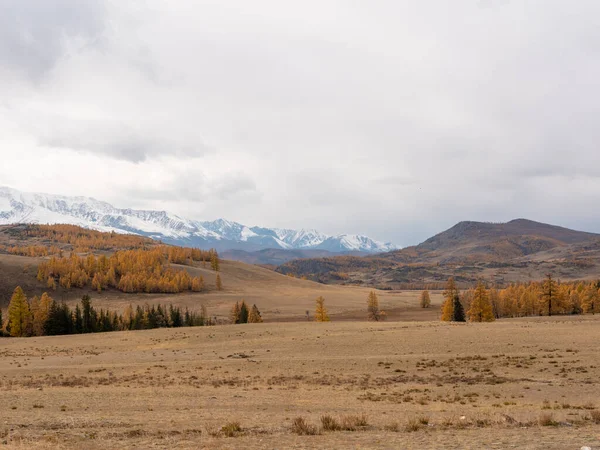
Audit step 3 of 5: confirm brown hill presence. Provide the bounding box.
[277,219,600,287]
[0,224,437,322]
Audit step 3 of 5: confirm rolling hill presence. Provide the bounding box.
[0,224,434,322]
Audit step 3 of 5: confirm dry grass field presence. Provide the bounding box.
[0,253,443,322]
[1,316,600,449]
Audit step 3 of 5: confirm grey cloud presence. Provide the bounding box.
[0,0,106,80]
[36,119,207,163]
[3,1,600,246]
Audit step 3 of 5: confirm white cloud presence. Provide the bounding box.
[1,0,600,246]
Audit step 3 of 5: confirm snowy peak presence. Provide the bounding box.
[0,187,397,253]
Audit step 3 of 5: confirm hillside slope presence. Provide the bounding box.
[277,219,600,286]
[0,225,434,321]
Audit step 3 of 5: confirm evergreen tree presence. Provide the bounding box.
[44,301,74,336]
[200,304,208,325]
[239,300,249,324]
[74,304,83,333]
[169,305,183,327]
[467,281,495,322]
[248,304,263,323]
[452,295,466,322]
[441,277,458,321]
[420,290,431,308]
[81,295,93,333]
[8,286,31,337]
[315,296,330,322]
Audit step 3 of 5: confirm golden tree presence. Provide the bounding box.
[540,274,557,316]
[32,292,52,336]
[215,274,223,291]
[211,252,220,272]
[315,296,330,322]
[8,286,31,337]
[248,304,263,323]
[367,291,384,321]
[582,286,598,314]
[467,281,495,322]
[420,290,431,308]
[230,302,241,324]
[441,277,458,321]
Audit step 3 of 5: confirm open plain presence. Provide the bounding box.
[1,316,600,449]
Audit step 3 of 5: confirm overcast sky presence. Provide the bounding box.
[1,1,600,247]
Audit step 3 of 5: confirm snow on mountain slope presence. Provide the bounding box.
[0,187,397,253]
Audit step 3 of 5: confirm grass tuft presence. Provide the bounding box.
[291,417,319,435]
[538,413,558,427]
[320,415,341,431]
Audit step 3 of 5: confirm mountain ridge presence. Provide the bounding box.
[276,218,600,286]
[0,186,396,253]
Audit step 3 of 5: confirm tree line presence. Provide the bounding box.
[439,275,599,322]
[36,247,221,294]
[0,287,211,337]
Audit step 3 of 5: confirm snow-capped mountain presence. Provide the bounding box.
[0,186,397,253]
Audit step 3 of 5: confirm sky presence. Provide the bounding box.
[1,0,600,247]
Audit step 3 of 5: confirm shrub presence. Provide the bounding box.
[340,414,368,431]
[590,410,600,424]
[320,415,341,431]
[538,413,558,427]
[405,418,423,432]
[221,421,242,437]
[384,422,400,432]
[291,417,319,435]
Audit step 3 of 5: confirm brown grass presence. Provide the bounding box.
[0,316,599,448]
[291,417,320,435]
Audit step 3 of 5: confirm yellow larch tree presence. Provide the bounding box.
[315,296,330,322]
[420,290,431,308]
[8,286,31,337]
[467,281,495,322]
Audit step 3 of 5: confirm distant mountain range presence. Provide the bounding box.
[0,187,396,254]
[277,219,600,286]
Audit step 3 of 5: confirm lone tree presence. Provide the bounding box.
[215,274,223,291]
[420,290,431,308]
[367,291,385,321]
[8,286,31,337]
[452,294,466,322]
[248,304,263,323]
[315,296,330,322]
[441,277,459,321]
[541,273,557,316]
[467,281,495,322]
[210,251,220,272]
